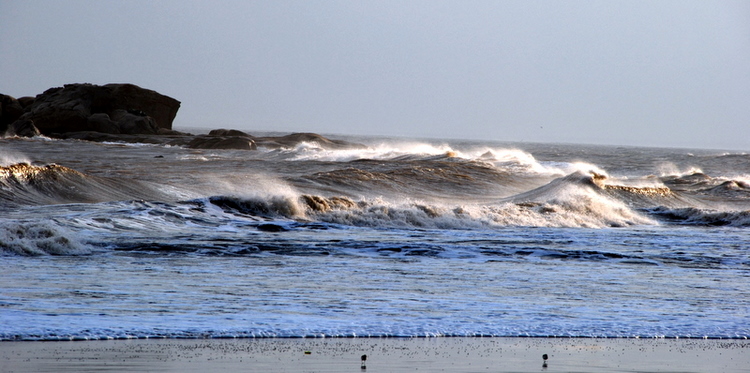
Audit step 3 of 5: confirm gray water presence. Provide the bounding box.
[1,134,749,340]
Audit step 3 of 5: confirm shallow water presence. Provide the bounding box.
[1,134,749,340]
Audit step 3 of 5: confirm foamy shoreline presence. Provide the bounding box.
[1,337,747,372]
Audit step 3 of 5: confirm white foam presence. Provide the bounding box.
[280,141,456,162]
[713,174,750,185]
[306,189,655,229]
[200,172,307,218]
[280,142,614,184]
[0,220,94,255]
[274,141,582,178]
[0,150,32,167]
[657,162,703,177]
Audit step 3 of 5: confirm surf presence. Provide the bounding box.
[0,162,175,207]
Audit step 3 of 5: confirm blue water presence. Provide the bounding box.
[1,135,749,340]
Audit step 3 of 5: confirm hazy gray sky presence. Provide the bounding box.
[1,1,748,149]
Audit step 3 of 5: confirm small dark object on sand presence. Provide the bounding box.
[361,354,367,369]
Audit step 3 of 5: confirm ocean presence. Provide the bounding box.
[1,133,749,341]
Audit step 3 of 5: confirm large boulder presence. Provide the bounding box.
[0,94,25,134]
[17,83,180,135]
[104,83,180,132]
[86,113,120,134]
[184,135,257,150]
[16,96,35,109]
[5,119,41,137]
[110,109,160,134]
[48,129,365,151]
[208,128,252,137]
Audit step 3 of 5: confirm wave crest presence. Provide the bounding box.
[0,163,170,206]
[649,207,750,227]
[209,172,657,228]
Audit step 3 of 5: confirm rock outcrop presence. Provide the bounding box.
[186,135,257,150]
[208,129,250,137]
[11,83,180,136]
[53,129,364,150]
[0,94,26,134]
[4,119,41,137]
[2,84,366,151]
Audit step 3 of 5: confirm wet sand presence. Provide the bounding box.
[1,337,747,372]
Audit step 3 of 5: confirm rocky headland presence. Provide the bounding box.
[0,83,364,150]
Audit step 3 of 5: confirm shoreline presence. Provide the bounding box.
[2,335,748,342]
[1,337,748,372]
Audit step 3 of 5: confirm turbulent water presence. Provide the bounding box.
[1,132,749,341]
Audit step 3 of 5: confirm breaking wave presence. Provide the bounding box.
[0,163,172,206]
[206,169,750,229]
[206,171,655,229]
[648,207,750,227]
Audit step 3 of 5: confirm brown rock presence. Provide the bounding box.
[110,109,159,134]
[5,119,41,137]
[87,113,120,134]
[208,128,252,137]
[17,96,35,109]
[18,83,180,135]
[157,128,190,136]
[104,83,180,132]
[56,131,169,144]
[186,135,257,150]
[1,94,25,133]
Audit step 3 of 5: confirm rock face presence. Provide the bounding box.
[186,135,257,150]
[0,94,25,134]
[16,96,35,109]
[2,84,367,151]
[13,83,180,135]
[5,119,41,137]
[53,129,364,151]
[208,129,250,137]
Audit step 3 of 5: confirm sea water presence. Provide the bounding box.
[1,134,749,340]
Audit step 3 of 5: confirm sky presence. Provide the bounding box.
[1,1,749,150]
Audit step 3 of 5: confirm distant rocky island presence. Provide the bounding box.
[0,83,363,150]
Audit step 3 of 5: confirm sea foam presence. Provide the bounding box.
[0,220,94,256]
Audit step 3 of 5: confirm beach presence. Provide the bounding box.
[4,1,749,371]
[1,337,748,372]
